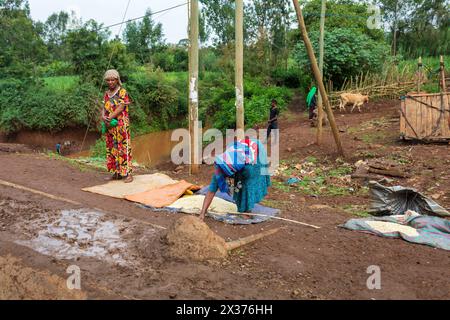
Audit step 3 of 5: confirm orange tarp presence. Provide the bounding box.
[125,180,201,208]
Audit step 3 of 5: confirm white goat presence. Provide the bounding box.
[339,93,369,113]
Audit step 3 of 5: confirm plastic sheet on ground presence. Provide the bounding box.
[195,186,280,224]
[369,181,450,217]
[83,174,279,225]
[125,180,200,208]
[82,173,177,199]
[341,211,450,251]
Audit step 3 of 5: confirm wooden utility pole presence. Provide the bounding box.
[417,56,422,93]
[292,0,344,156]
[235,0,244,139]
[188,0,199,173]
[392,0,399,57]
[440,55,447,93]
[316,0,326,145]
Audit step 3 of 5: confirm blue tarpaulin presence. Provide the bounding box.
[196,186,280,225]
[341,212,450,251]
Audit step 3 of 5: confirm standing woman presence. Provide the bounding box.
[102,69,133,182]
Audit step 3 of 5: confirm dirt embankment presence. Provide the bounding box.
[2,128,99,154]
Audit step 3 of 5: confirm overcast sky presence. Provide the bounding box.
[28,0,189,44]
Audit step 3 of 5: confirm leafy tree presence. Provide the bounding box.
[199,0,235,46]
[0,0,29,15]
[293,28,390,84]
[65,20,110,83]
[402,0,449,57]
[302,0,384,41]
[0,0,48,78]
[122,9,165,65]
[245,0,292,74]
[42,11,71,60]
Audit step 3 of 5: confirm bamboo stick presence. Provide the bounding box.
[225,227,282,251]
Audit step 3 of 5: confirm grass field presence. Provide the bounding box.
[43,75,79,92]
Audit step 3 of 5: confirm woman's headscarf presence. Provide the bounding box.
[306,86,317,108]
[104,69,122,86]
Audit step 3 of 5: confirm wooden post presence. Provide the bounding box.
[292,0,344,156]
[316,0,326,145]
[392,0,399,57]
[235,0,244,139]
[417,56,422,93]
[440,55,447,93]
[188,0,199,174]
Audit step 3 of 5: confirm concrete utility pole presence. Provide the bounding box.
[316,0,326,145]
[235,0,244,139]
[292,0,344,156]
[188,0,199,173]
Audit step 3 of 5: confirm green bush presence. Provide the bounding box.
[0,70,293,138]
[90,136,106,158]
[293,28,389,85]
[0,79,99,133]
[126,70,187,132]
[207,76,293,131]
[43,75,79,92]
[270,67,311,88]
[39,61,74,77]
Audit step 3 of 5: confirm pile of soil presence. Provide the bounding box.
[165,216,228,261]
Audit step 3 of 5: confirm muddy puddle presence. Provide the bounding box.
[16,209,134,266]
[1,198,162,269]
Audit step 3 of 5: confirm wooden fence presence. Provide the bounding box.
[400,92,450,141]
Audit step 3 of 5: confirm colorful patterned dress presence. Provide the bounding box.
[103,87,132,177]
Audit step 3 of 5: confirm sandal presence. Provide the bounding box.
[124,174,133,183]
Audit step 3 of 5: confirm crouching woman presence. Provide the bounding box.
[199,138,271,220]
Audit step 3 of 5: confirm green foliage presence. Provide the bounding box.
[205,76,293,131]
[65,22,135,85]
[65,20,110,83]
[152,46,188,72]
[375,0,449,58]
[199,0,236,45]
[125,70,187,132]
[302,0,384,41]
[271,67,311,88]
[293,28,390,85]
[42,11,72,61]
[0,78,99,133]
[340,204,371,217]
[39,61,74,77]
[122,9,165,65]
[43,75,78,92]
[0,0,48,78]
[90,136,106,158]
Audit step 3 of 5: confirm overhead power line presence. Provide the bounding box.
[97,2,188,31]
